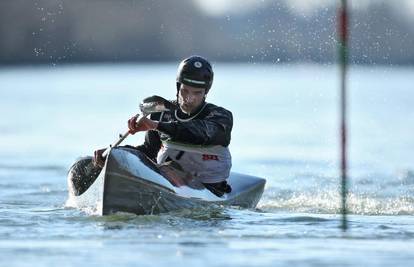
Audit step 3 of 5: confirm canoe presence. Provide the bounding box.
[67,147,266,215]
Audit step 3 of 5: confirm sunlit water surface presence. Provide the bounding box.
[1,63,413,266]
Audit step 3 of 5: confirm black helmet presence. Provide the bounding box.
[176,56,214,93]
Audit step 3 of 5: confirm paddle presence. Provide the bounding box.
[68,96,176,196]
[102,95,176,157]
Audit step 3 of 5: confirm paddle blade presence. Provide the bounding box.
[67,156,101,196]
[140,95,177,114]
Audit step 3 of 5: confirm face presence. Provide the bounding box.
[178,84,206,114]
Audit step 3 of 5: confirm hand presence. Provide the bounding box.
[127,115,158,134]
[93,148,106,168]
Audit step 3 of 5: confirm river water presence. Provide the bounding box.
[1,63,413,266]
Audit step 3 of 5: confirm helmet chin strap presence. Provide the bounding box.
[175,102,208,121]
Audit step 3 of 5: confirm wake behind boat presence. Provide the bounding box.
[67,147,266,215]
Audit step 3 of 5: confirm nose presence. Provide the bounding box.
[184,94,195,103]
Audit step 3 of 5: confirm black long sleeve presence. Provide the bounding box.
[157,104,233,147]
[136,102,233,160]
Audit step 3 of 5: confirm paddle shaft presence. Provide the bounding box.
[102,112,147,158]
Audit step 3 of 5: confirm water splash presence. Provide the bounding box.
[65,196,102,216]
[259,187,414,215]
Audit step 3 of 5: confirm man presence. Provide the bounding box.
[94,56,233,196]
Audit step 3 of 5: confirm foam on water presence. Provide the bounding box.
[259,188,414,215]
[65,195,103,216]
[65,172,104,216]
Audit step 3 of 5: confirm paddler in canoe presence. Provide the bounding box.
[93,56,234,197]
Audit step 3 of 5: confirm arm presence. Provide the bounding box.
[157,106,233,146]
[93,111,164,167]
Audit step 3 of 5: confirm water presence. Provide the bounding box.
[1,63,414,266]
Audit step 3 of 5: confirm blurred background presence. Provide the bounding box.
[1,0,413,65]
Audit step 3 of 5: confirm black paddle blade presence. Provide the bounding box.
[67,156,102,196]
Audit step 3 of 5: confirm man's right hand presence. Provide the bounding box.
[128,115,158,134]
[128,115,140,134]
[93,148,106,168]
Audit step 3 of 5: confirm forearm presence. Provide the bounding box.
[147,120,159,130]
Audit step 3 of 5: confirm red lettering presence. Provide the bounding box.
[202,154,219,161]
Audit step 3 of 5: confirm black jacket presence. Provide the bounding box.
[136,101,233,161]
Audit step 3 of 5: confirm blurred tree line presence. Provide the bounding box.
[0,0,412,65]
